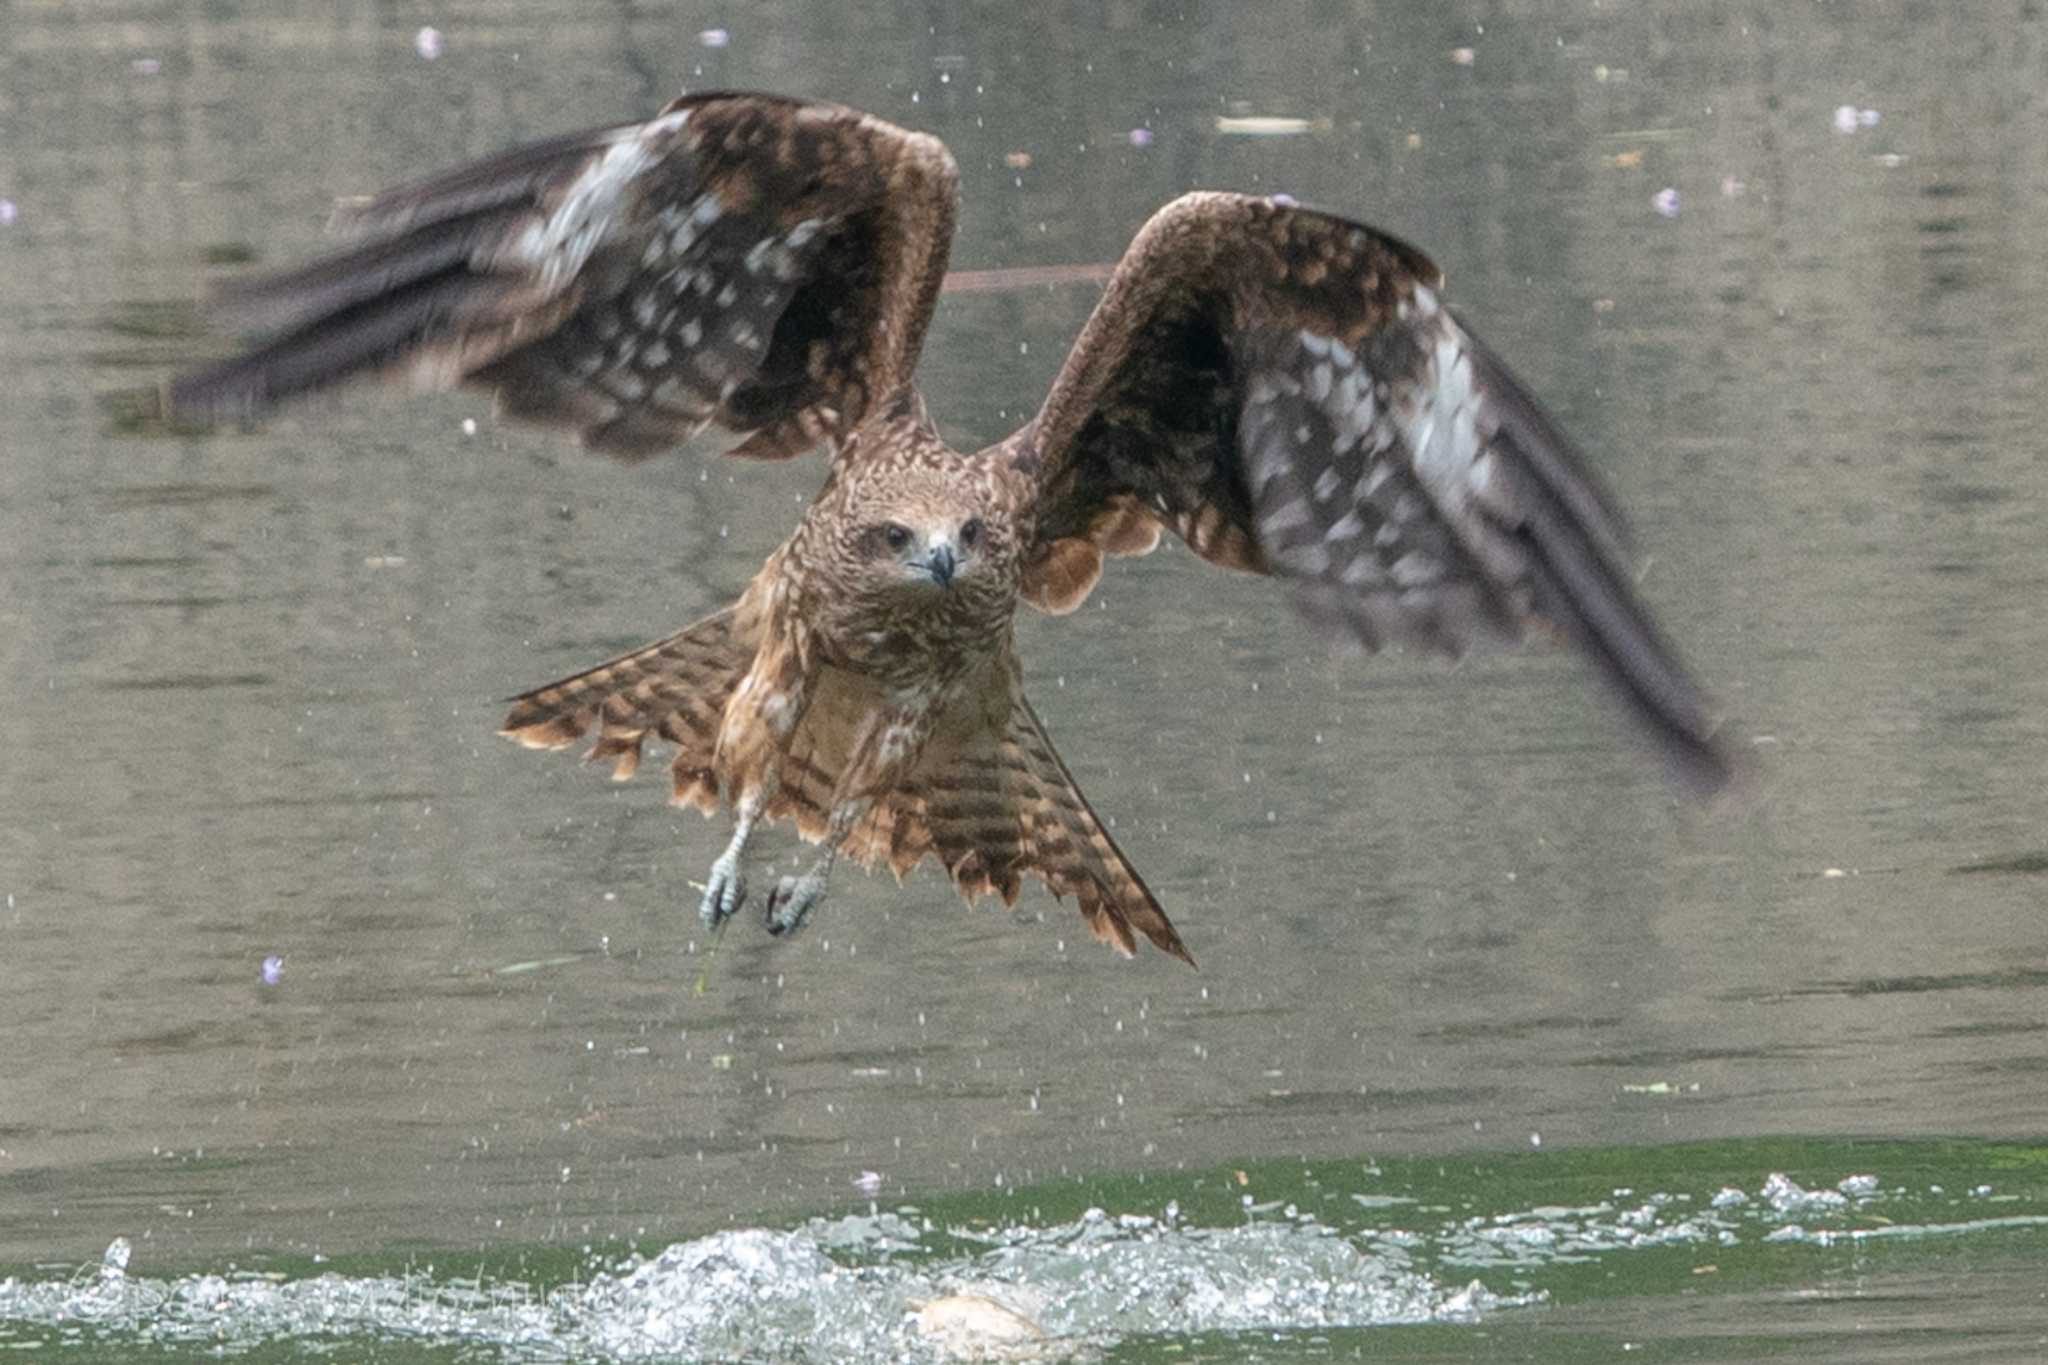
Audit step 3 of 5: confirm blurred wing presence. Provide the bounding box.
[169,91,957,461]
[1016,192,1731,794]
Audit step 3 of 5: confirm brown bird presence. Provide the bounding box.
[169,90,1733,967]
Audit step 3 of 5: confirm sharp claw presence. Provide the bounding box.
[698,851,748,929]
[764,870,827,937]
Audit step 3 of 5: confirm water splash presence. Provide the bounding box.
[0,1207,1519,1361]
[3,1166,2042,1360]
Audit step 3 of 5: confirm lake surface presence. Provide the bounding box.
[4,2,2048,1358]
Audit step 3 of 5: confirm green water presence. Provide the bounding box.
[7,1138,2045,1360]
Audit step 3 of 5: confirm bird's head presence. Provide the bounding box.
[812,458,1016,620]
[861,510,987,592]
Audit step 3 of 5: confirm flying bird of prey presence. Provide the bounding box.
[169,91,1733,966]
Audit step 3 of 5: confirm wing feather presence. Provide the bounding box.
[169,92,958,464]
[1011,191,1732,793]
[499,607,753,812]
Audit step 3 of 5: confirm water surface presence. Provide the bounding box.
[4,1,2047,1356]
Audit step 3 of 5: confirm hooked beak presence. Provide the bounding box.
[922,542,957,589]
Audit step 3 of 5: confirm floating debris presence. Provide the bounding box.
[1127,127,1153,148]
[1833,104,1880,134]
[1605,148,1645,169]
[1215,115,1331,137]
[1651,186,1681,218]
[0,199,17,227]
[1450,47,1476,66]
[1721,174,1747,197]
[699,27,730,49]
[414,26,443,61]
[1270,192,1299,207]
[202,241,259,265]
[131,57,161,76]
[1003,150,1033,170]
[852,1170,884,1196]
[1952,850,2048,875]
[460,417,477,436]
[260,955,284,987]
[489,953,582,976]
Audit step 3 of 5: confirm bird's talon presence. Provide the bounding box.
[697,851,748,928]
[764,871,828,937]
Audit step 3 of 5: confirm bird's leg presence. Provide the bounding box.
[764,704,934,938]
[763,799,866,937]
[697,791,760,930]
[700,618,812,932]
[763,842,844,938]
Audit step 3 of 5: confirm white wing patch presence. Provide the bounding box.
[504,114,692,294]
[1236,308,1531,655]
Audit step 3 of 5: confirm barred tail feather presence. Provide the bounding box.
[884,694,1192,965]
[1009,698,1192,964]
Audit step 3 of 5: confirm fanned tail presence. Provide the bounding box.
[840,692,1192,965]
[1005,696,1192,964]
[499,606,753,814]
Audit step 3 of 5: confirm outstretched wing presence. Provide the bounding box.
[168,91,957,460]
[1014,191,1732,794]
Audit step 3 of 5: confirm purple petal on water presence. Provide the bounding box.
[0,199,16,227]
[414,26,444,60]
[1857,107,1881,128]
[1833,104,1859,134]
[699,27,731,48]
[1651,187,1681,218]
[261,955,285,986]
[852,1170,884,1195]
[1127,127,1154,148]
[1270,192,1299,207]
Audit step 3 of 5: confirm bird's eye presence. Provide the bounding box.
[881,523,913,553]
[959,517,983,549]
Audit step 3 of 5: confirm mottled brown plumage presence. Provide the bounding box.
[170,90,1734,967]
